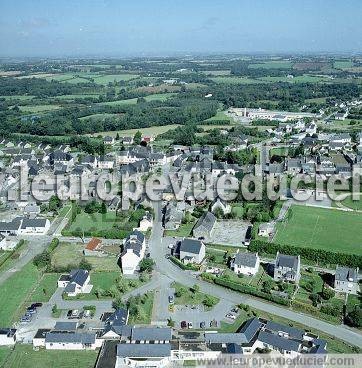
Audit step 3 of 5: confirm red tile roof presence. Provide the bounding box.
[86,238,102,251]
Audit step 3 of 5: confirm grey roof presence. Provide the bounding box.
[275,253,299,271]
[193,211,216,232]
[258,331,301,352]
[335,266,358,282]
[68,269,89,287]
[180,238,204,255]
[20,218,47,229]
[0,218,22,232]
[121,230,145,257]
[265,320,304,340]
[131,327,172,341]
[204,332,248,345]
[45,332,95,344]
[238,317,262,341]
[105,309,128,327]
[233,252,258,268]
[117,343,171,358]
[54,322,78,331]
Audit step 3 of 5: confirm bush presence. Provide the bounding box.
[139,258,154,273]
[320,304,341,317]
[169,256,199,271]
[346,307,362,328]
[79,258,92,271]
[321,288,335,301]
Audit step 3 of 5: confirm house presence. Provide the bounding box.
[0,218,22,235]
[33,329,51,348]
[83,238,103,256]
[230,251,260,276]
[334,266,360,295]
[273,252,301,283]
[104,136,115,145]
[258,222,275,237]
[120,230,146,275]
[0,329,16,346]
[131,327,171,344]
[45,331,100,350]
[58,269,92,297]
[49,150,73,166]
[80,155,98,169]
[286,158,302,175]
[101,308,130,339]
[107,196,121,211]
[192,211,216,241]
[23,203,41,218]
[98,155,114,170]
[179,238,205,264]
[121,136,134,145]
[163,202,184,230]
[18,218,50,235]
[137,212,153,232]
[0,234,17,250]
[330,133,351,145]
[334,111,348,120]
[211,197,231,215]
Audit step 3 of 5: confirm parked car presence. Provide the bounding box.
[188,322,193,329]
[31,303,43,308]
[225,313,236,320]
[26,308,37,314]
[200,321,206,329]
[180,321,187,329]
[20,317,31,323]
[231,308,239,314]
[168,295,174,304]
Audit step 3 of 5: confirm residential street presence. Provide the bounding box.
[150,200,362,348]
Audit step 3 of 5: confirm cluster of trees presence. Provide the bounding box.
[33,238,60,269]
[249,239,362,268]
[84,200,107,214]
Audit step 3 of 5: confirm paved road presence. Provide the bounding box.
[150,200,362,348]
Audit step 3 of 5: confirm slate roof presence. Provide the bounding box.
[121,230,145,257]
[68,269,89,287]
[54,322,78,331]
[105,309,128,327]
[335,266,358,282]
[0,218,22,232]
[265,320,304,340]
[204,332,248,345]
[45,331,95,344]
[258,330,301,352]
[233,252,259,268]
[275,253,299,271]
[193,211,216,233]
[20,218,47,229]
[131,327,172,341]
[179,238,204,255]
[117,343,171,358]
[238,317,262,341]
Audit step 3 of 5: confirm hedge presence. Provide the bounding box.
[249,239,362,268]
[169,256,199,271]
[201,273,290,306]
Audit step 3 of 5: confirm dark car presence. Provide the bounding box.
[180,321,187,329]
[31,303,43,308]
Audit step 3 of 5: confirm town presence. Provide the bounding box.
[0,3,362,365]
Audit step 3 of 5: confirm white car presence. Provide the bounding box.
[226,314,236,320]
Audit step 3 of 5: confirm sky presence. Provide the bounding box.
[0,0,361,57]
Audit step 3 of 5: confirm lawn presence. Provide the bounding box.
[0,261,40,326]
[51,242,120,272]
[128,292,154,324]
[68,212,119,232]
[0,344,98,368]
[26,273,61,303]
[164,221,195,237]
[274,205,362,255]
[340,195,362,211]
[204,111,232,122]
[172,282,219,309]
[211,76,263,84]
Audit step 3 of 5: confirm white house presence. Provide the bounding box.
[0,234,17,250]
[18,218,50,235]
[305,122,317,135]
[58,269,92,297]
[179,238,205,265]
[137,212,153,232]
[97,156,115,170]
[211,197,231,215]
[273,252,301,283]
[120,230,146,275]
[230,251,260,276]
[0,329,16,346]
[45,331,101,350]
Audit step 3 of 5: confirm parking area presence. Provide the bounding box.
[209,220,251,246]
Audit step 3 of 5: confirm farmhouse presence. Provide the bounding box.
[0,328,16,346]
[273,252,301,283]
[230,251,260,276]
[334,266,360,295]
[179,238,205,264]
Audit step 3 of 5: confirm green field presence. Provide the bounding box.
[249,61,293,69]
[333,60,354,69]
[0,95,34,101]
[0,261,40,325]
[205,111,232,122]
[19,104,61,113]
[211,76,263,84]
[340,195,362,211]
[0,345,97,368]
[258,75,329,83]
[274,205,362,255]
[98,92,175,106]
[92,74,139,84]
[68,212,118,232]
[26,273,61,302]
[51,242,119,272]
[55,94,100,100]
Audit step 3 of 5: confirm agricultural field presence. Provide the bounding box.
[98,92,175,107]
[258,75,331,83]
[204,110,232,122]
[333,60,354,69]
[211,76,263,84]
[339,195,362,211]
[0,345,97,368]
[0,95,35,101]
[92,124,181,138]
[19,104,62,113]
[92,74,140,84]
[249,60,293,69]
[274,205,362,255]
[67,211,119,232]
